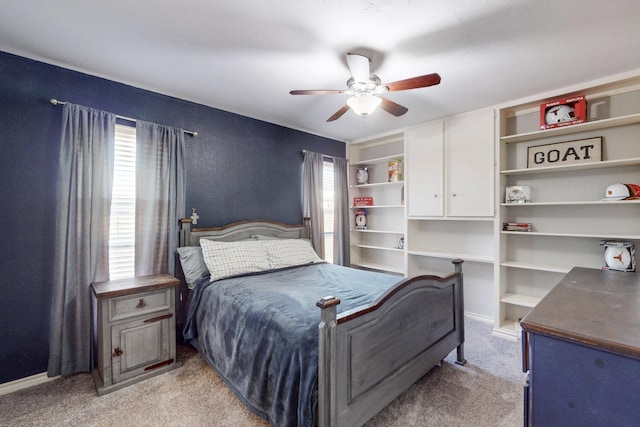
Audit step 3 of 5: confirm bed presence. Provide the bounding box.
[175,218,465,427]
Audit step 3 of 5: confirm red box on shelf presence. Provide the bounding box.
[353,196,373,206]
[540,95,587,130]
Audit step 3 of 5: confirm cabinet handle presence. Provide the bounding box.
[433,194,439,198]
[136,298,147,309]
[144,359,175,372]
[144,313,173,323]
[452,193,457,197]
[112,347,123,358]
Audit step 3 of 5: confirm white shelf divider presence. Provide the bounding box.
[352,244,403,252]
[501,231,640,240]
[408,250,493,264]
[349,153,404,166]
[500,292,542,308]
[500,112,640,144]
[353,229,405,234]
[500,260,572,273]
[501,157,640,176]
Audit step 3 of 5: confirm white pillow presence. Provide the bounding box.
[263,239,324,269]
[199,239,271,282]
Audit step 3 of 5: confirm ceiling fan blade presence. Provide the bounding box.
[346,53,370,83]
[379,98,409,117]
[326,105,350,122]
[385,73,441,92]
[290,89,344,95]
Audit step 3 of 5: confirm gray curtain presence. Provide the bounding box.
[302,151,325,257]
[135,121,185,276]
[333,157,350,266]
[48,104,116,377]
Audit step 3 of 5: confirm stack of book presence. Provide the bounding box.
[503,222,533,232]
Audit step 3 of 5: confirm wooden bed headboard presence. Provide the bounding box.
[175,218,311,338]
[179,218,311,247]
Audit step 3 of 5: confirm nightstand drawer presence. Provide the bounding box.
[109,288,172,322]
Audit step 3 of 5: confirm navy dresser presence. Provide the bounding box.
[521,267,640,426]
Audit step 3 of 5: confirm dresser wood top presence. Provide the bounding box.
[92,274,180,299]
[521,267,640,358]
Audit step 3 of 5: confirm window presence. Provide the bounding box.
[322,160,334,264]
[109,124,136,279]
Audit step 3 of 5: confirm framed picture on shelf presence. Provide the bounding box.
[527,137,602,169]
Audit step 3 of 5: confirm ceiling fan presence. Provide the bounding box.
[290,53,441,122]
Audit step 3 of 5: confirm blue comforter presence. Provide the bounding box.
[183,263,401,427]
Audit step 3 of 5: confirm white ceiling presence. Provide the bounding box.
[1,0,639,142]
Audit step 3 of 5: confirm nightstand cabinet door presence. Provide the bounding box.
[111,313,172,383]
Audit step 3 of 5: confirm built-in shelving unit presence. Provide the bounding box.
[348,133,405,275]
[495,71,640,338]
[403,109,497,320]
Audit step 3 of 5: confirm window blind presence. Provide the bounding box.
[323,160,334,264]
[109,124,136,279]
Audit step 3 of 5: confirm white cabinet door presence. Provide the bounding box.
[405,121,444,217]
[445,109,495,216]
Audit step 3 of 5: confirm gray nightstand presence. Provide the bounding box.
[91,274,181,395]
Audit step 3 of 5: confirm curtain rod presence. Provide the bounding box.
[301,149,343,160]
[50,99,198,136]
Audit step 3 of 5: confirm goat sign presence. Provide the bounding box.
[527,137,602,169]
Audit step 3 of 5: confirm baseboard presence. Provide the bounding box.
[464,311,493,324]
[0,372,59,396]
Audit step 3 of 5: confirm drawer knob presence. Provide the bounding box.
[136,298,147,309]
[112,347,123,357]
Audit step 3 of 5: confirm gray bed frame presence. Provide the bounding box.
[177,218,466,427]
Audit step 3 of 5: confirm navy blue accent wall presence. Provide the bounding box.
[0,51,345,384]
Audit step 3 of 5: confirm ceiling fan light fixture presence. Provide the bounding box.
[347,94,382,117]
[290,53,440,122]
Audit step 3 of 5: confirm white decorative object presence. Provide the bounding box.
[356,167,369,185]
[354,209,367,230]
[190,207,200,224]
[505,186,531,204]
[600,240,635,272]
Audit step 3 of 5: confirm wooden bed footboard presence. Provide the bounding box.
[317,259,465,427]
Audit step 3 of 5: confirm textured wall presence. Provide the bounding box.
[0,51,344,384]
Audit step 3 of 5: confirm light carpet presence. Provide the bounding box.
[0,317,524,426]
